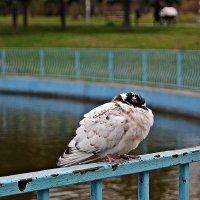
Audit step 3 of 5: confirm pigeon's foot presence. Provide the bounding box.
[106,154,124,163]
[120,154,140,160]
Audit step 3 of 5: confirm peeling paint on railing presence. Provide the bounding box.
[0,146,199,200]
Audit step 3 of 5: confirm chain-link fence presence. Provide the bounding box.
[0,48,200,90]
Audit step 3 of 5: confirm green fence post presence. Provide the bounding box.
[75,50,80,79]
[1,49,6,77]
[108,50,114,81]
[177,51,182,88]
[142,50,148,83]
[39,49,45,77]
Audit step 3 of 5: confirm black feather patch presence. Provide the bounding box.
[113,93,147,110]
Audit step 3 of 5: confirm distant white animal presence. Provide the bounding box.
[160,7,178,25]
[160,7,178,17]
[57,92,154,167]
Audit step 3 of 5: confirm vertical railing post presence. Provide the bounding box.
[179,163,189,200]
[91,179,102,200]
[1,48,6,77]
[142,50,148,83]
[39,49,45,78]
[75,49,80,79]
[108,50,114,81]
[177,51,182,88]
[138,171,149,200]
[37,189,49,200]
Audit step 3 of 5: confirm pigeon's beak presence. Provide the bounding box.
[141,105,148,110]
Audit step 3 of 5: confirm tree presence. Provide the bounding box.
[123,0,131,31]
[19,0,32,28]
[0,0,30,32]
[60,0,67,30]
[44,0,67,30]
[6,0,20,33]
[12,1,18,32]
[107,0,132,31]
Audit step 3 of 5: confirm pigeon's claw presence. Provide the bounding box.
[120,154,140,160]
[106,154,124,163]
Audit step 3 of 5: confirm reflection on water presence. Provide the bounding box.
[0,94,199,200]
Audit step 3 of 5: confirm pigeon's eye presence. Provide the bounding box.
[127,94,146,108]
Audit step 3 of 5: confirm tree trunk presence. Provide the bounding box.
[60,0,66,30]
[23,2,28,28]
[123,0,131,31]
[85,0,91,23]
[12,6,18,33]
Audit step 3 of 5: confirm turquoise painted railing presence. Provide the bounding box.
[0,146,199,199]
[0,48,200,90]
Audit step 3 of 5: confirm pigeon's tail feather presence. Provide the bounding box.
[57,147,98,167]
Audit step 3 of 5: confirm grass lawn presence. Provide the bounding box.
[0,15,200,50]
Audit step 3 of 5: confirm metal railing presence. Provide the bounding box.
[0,48,200,90]
[0,146,199,199]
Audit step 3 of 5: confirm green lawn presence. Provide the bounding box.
[0,15,200,50]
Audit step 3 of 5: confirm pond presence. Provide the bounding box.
[0,94,199,200]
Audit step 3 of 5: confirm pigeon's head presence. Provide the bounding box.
[113,92,147,110]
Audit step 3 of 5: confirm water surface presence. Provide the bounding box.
[0,94,199,200]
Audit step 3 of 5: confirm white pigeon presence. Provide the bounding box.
[57,92,154,167]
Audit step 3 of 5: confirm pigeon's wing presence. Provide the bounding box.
[57,102,128,167]
[72,102,128,154]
